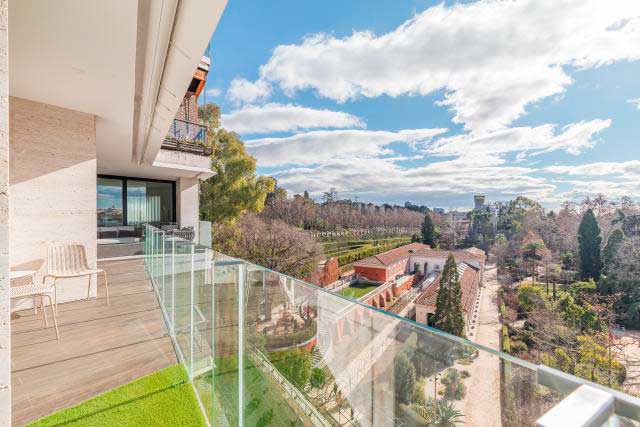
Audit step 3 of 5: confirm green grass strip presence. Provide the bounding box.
[28,364,206,427]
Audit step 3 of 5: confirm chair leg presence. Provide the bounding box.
[103,271,110,306]
[87,274,92,301]
[45,294,59,340]
[53,279,58,315]
[41,296,49,328]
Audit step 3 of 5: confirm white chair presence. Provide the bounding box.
[11,271,59,340]
[44,245,109,312]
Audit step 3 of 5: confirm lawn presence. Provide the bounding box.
[28,365,206,427]
[339,283,379,299]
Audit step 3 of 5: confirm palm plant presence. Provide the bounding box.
[521,239,547,282]
[435,400,464,427]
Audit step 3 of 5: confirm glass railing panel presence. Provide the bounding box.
[142,225,640,426]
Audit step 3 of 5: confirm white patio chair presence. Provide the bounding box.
[11,272,59,340]
[44,245,109,312]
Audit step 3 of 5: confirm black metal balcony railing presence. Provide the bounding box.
[162,118,212,156]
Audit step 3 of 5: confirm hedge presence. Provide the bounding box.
[322,237,409,253]
[501,325,511,353]
[335,240,409,266]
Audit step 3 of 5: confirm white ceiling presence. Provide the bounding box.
[9,1,138,173]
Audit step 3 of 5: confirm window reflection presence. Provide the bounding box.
[97,177,123,226]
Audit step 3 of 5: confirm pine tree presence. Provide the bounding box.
[578,209,603,281]
[433,254,466,337]
[421,213,438,247]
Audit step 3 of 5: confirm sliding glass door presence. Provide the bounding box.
[97,175,175,226]
[127,180,175,225]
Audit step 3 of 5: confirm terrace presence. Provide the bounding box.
[10,225,640,426]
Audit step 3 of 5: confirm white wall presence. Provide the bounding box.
[410,256,448,274]
[177,176,200,237]
[10,97,97,307]
[0,0,10,420]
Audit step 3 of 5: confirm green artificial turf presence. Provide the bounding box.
[28,364,206,427]
[339,283,379,299]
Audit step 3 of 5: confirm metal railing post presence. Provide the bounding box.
[171,238,176,331]
[160,231,165,304]
[189,243,195,378]
[237,262,246,427]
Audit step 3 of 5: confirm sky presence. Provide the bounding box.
[203,0,640,210]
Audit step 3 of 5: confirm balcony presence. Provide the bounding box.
[162,118,212,157]
[141,225,640,426]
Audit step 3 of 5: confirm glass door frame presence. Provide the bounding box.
[98,174,177,226]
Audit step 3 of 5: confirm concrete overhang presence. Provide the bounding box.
[9,0,227,180]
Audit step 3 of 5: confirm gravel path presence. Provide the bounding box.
[461,264,502,426]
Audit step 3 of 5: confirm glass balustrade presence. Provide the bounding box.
[143,224,640,426]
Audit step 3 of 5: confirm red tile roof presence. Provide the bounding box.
[353,242,430,267]
[415,263,479,314]
[353,243,485,269]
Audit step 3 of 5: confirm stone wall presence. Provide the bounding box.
[9,97,97,306]
[0,0,10,422]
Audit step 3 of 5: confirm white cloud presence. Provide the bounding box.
[206,88,221,97]
[545,160,640,176]
[426,119,611,159]
[227,78,272,104]
[272,157,555,204]
[245,128,447,167]
[628,97,640,110]
[248,0,640,132]
[221,103,365,134]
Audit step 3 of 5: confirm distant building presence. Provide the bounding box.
[433,207,446,215]
[352,243,485,310]
[415,259,482,334]
[474,195,486,210]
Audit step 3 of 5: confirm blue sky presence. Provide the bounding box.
[203,0,640,210]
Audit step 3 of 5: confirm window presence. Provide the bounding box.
[126,180,174,225]
[97,175,175,227]
[97,177,124,226]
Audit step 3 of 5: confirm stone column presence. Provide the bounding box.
[0,0,10,424]
[177,177,200,239]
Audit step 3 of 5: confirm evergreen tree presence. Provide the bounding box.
[603,229,625,271]
[433,254,466,337]
[577,209,603,281]
[421,213,438,247]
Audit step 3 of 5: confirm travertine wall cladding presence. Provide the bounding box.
[0,0,10,422]
[9,97,97,306]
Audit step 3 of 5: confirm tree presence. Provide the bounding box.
[394,353,416,405]
[603,229,625,273]
[213,213,324,278]
[612,210,640,237]
[520,231,549,282]
[421,213,438,247]
[578,209,603,281]
[199,103,275,224]
[433,254,466,337]
[309,367,326,390]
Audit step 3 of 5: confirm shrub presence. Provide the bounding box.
[516,283,547,313]
[502,325,511,353]
[510,340,528,354]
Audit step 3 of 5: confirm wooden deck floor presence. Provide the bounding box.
[11,258,177,426]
